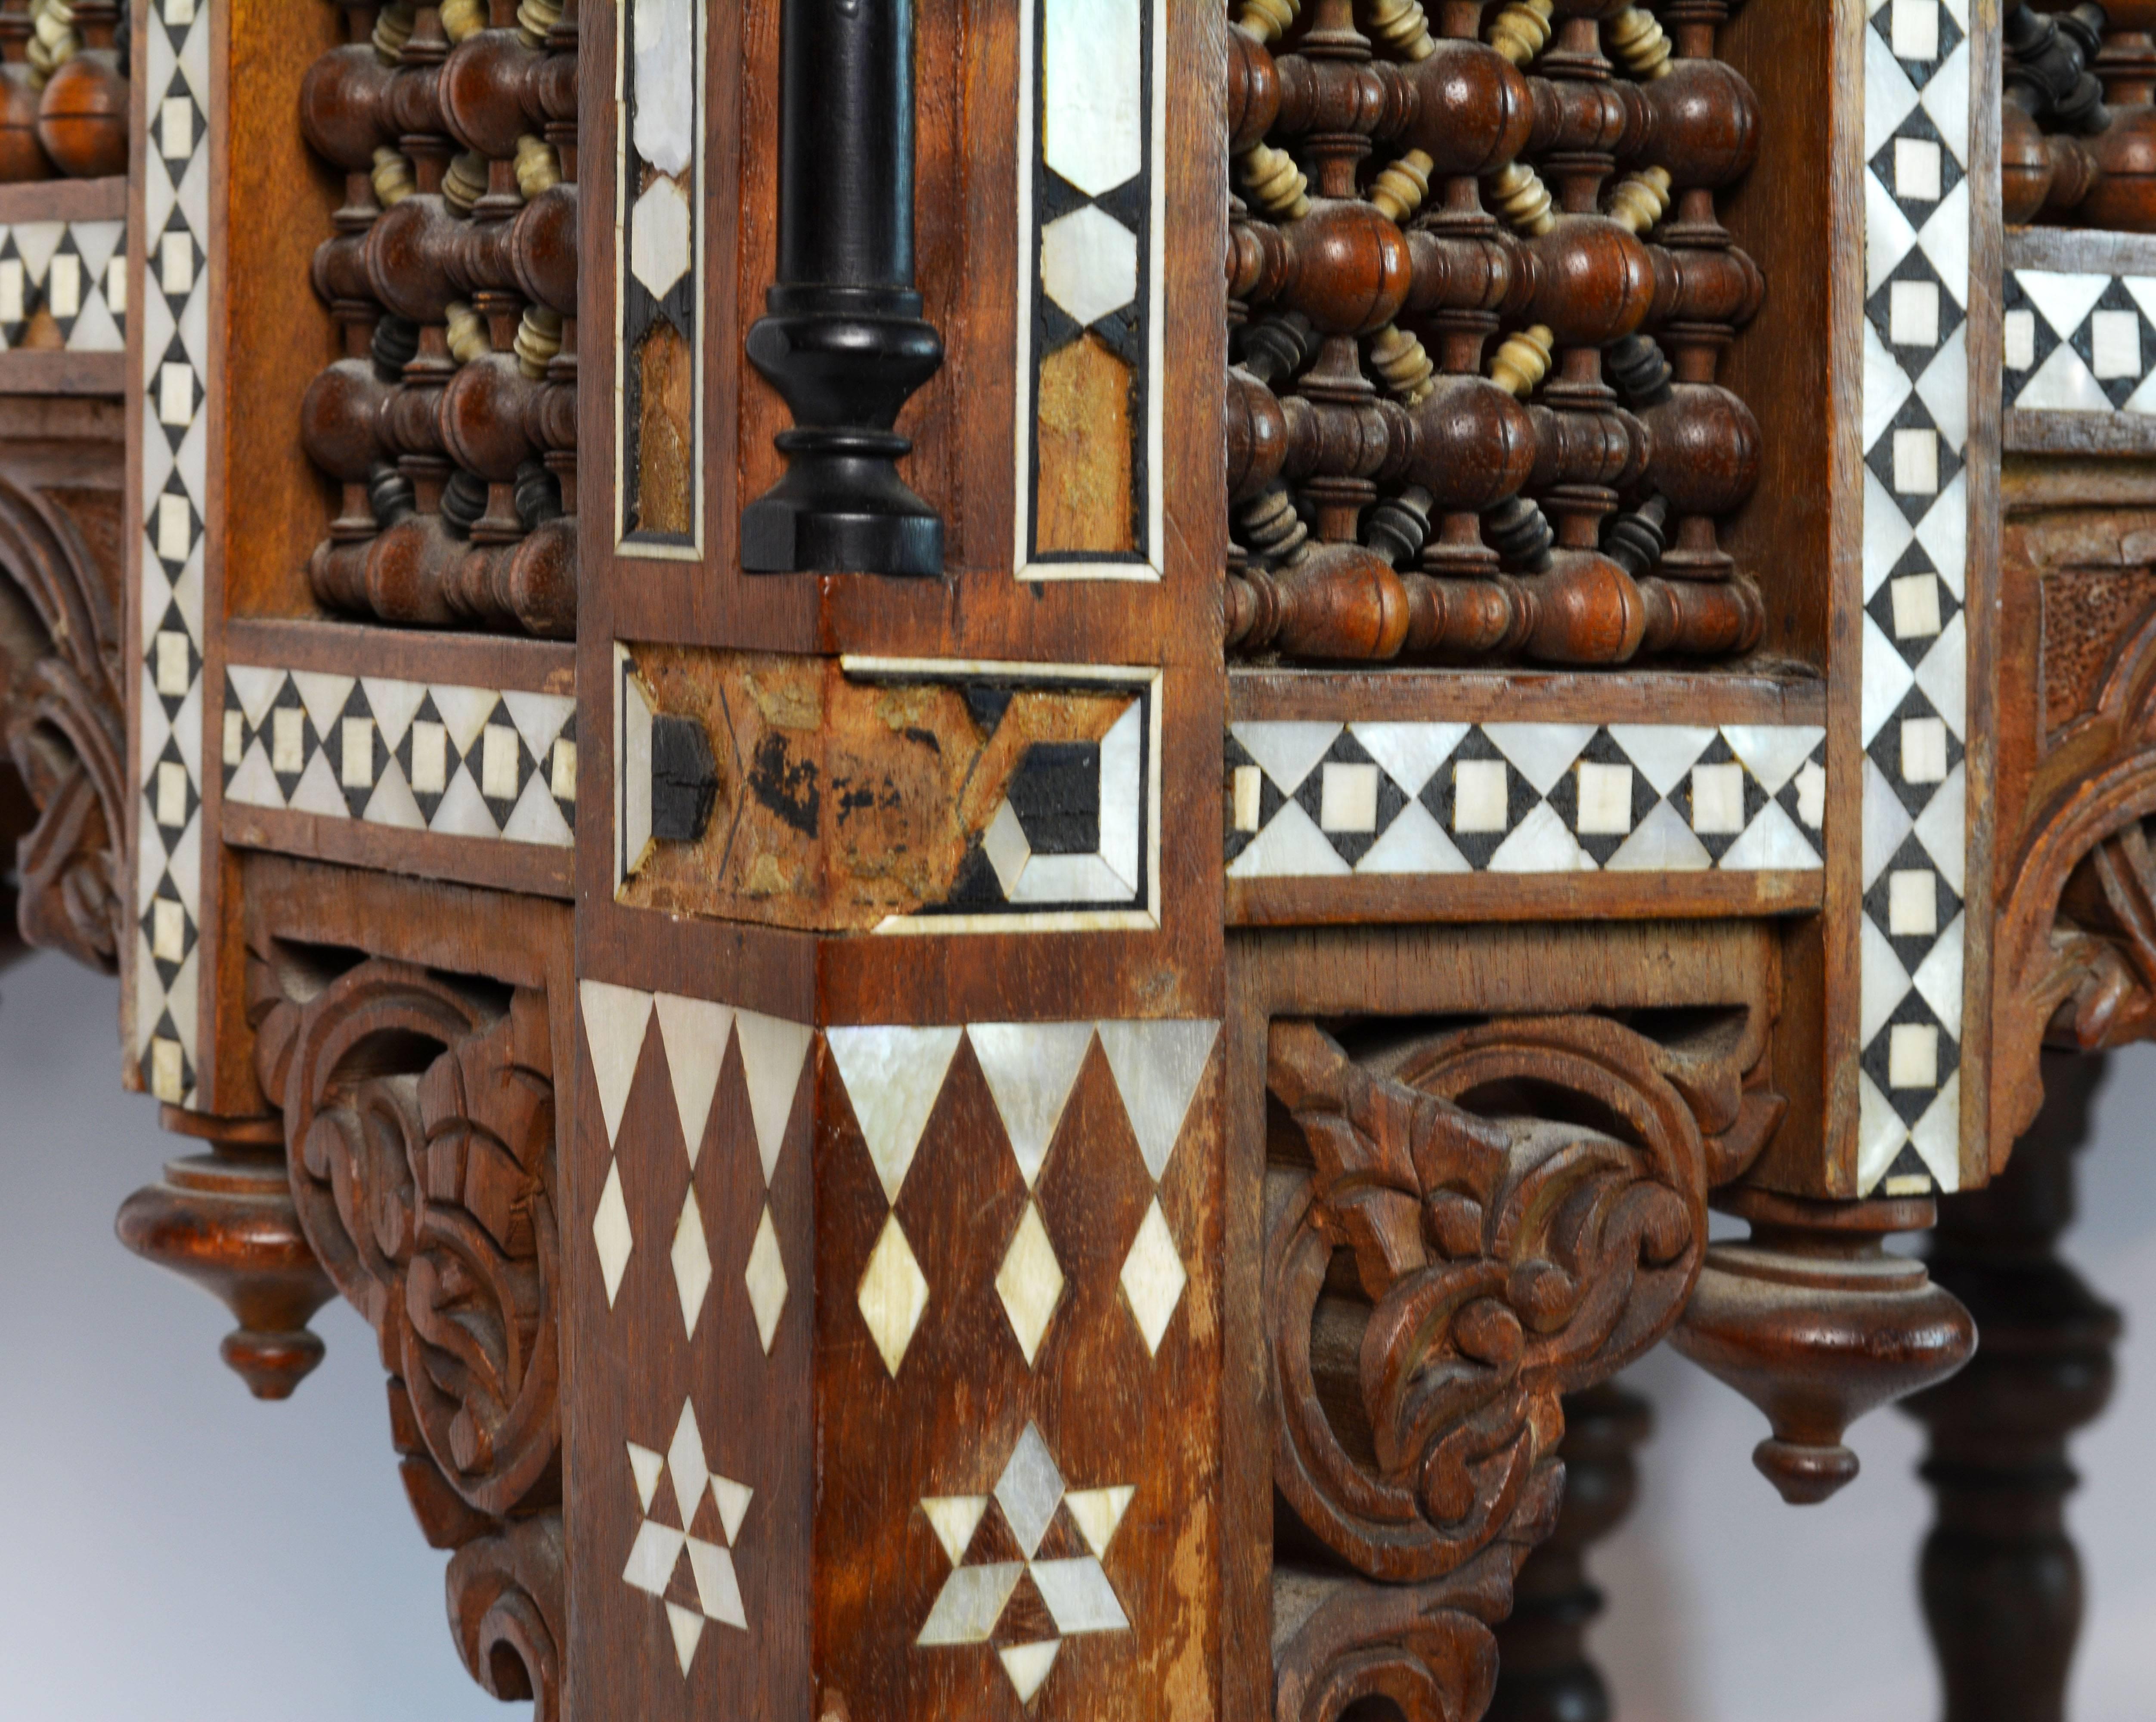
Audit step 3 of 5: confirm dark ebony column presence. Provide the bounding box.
[741,0,944,577]
[1901,1053,2123,1722]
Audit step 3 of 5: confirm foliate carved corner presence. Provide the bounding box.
[0,473,124,970]
[1998,591,2156,1159]
[247,942,562,1712]
[1263,1012,1777,1722]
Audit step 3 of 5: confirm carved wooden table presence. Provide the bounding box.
[2,1,2153,1718]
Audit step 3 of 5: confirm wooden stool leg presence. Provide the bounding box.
[1902,1056,2123,1722]
[1487,1384,1653,1722]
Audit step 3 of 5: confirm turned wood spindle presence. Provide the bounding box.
[741,0,945,576]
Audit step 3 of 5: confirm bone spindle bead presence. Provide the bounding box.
[373,1,417,65]
[372,145,417,206]
[1489,324,1554,397]
[1239,142,1311,220]
[1369,149,1433,222]
[1487,0,1554,67]
[442,149,488,214]
[1605,165,1672,235]
[517,0,565,50]
[439,0,486,43]
[1487,160,1556,235]
[1369,323,1435,404]
[1362,0,1436,61]
[1237,0,1301,46]
[1237,484,1312,569]
[443,300,490,365]
[514,307,563,381]
[514,134,561,199]
[1606,6,1673,80]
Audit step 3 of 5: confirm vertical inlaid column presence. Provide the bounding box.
[1853,0,1998,1198]
[740,0,944,576]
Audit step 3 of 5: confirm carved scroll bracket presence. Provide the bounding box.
[242,945,564,1713]
[1264,1010,1771,1721]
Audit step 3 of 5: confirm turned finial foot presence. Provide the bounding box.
[1672,1188,1975,1504]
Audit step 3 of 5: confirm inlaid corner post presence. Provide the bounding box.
[740,0,945,576]
[1901,1053,2122,1722]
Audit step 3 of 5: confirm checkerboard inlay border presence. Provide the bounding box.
[2004,268,2156,415]
[222,668,577,849]
[1225,722,1826,878]
[1860,0,1973,1196]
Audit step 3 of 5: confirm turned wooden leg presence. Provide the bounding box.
[1901,1056,2122,1722]
[1487,1384,1653,1722]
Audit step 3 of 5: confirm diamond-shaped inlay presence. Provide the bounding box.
[1119,1195,1186,1355]
[858,1213,930,1376]
[630,174,692,301]
[744,1203,788,1354]
[671,1186,712,1337]
[995,1201,1066,1367]
[1039,204,1138,329]
[593,1157,633,1306]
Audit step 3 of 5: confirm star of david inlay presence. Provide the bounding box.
[917,1422,1135,1706]
[621,1397,755,1677]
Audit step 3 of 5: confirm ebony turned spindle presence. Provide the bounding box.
[741,0,944,577]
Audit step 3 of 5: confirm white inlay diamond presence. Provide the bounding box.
[995,1202,1066,1367]
[671,1187,712,1337]
[858,1214,931,1376]
[593,1157,632,1306]
[630,174,693,301]
[744,1203,788,1354]
[995,1422,1067,1558]
[1040,204,1138,329]
[1120,1195,1186,1354]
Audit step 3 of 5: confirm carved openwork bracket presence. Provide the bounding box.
[1263,1011,1775,1721]
[0,468,124,970]
[248,945,564,1715]
[1998,595,2156,1158]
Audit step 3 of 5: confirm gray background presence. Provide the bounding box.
[4,946,2150,1719]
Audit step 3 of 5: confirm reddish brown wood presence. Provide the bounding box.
[1673,1188,1976,1502]
[115,1107,336,1399]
